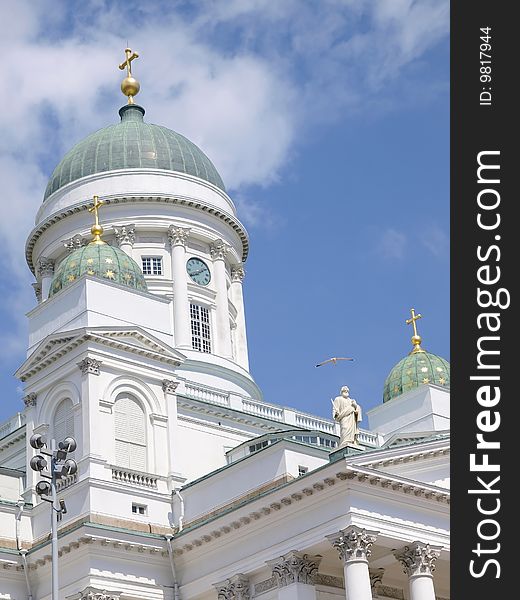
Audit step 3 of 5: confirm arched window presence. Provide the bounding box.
[54,399,74,444]
[114,394,147,471]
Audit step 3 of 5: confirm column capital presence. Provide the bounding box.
[268,550,322,587]
[231,263,245,283]
[162,379,180,394]
[37,257,55,277]
[77,357,102,376]
[394,541,441,578]
[113,224,136,247]
[32,282,42,302]
[23,392,37,407]
[210,238,231,261]
[215,574,250,600]
[168,225,191,248]
[327,525,379,564]
[63,234,88,253]
[66,587,121,600]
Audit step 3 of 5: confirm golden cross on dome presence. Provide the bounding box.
[119,47,140,104]
[119,48,139,77]
[88,195,106,244]
[405,308,425,354]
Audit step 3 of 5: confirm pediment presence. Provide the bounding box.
[16,326,185,381]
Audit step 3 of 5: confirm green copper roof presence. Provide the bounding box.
[44,105,225,201]
[383,350,450,403]
[49,242,147,297]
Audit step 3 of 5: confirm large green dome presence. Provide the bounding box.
[50,242,147,297]
[383,349,450,403]
[44,105,225,201]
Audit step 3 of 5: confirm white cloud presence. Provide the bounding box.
[377,228,407,260]
[421,223,449,257]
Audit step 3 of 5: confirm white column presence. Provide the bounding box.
[215,574,250,600]
[230,263,249,370]
[327,525,379,600]
[162,379,180,483]
[267,551,322,600]
[210,239,233,358]
[168,226,192,349]
[37,257,55,300]
[114,224,136,256]
[394,542,441,600]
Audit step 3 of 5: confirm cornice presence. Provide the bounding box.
[170,462,449,557]
[17,328,184,382]
[27,194,249,274]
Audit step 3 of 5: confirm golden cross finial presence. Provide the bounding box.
[405,308,425,354]
[119,47,140,104]
[88,195,106,244]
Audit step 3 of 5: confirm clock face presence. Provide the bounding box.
[186,257,211,286]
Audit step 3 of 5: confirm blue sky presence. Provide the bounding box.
[0,0,449,425]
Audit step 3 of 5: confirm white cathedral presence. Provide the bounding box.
[0,53,450,600]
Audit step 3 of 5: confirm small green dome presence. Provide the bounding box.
[49,243,147,297]
[383,350,450,403]
[44,105,225,201]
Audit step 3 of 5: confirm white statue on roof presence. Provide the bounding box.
[332,385,362,448]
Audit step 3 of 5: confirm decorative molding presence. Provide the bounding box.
[113,224,136,247]
[394,542,442,578]
[215,574,250,600]
[63,234,88,252]
[268,551,322,587]
[315,574,344,589]
[210,238,230,261]
[66,586,121,600]
[327,525,379,564]
[231,264,245,283]
[23,393,37,407]
[162,379,179,394]
[37,257,55,277]
[77,357,102,376]
[374,585,404,599]
[168,225,191,248]
[32,282,42,302]
[254,577,277,595]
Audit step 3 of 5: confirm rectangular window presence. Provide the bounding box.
[132,503,147,516]
[142,256,163,275]
[190,304,211,353]
[298,465,309,477]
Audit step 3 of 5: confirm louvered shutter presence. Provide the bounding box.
[114,395,146,471]
[54,399,74,445]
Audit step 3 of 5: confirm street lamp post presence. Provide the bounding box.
[30,433,78,599]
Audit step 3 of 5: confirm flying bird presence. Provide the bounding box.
[315,357,354,368]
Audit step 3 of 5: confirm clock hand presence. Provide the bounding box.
[191,268,204,275]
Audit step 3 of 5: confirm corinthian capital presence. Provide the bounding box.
[231,264,245,283]
[168,225,191,248]
[394,542,441,578]
[162,379,179,394]
[63,234,88,253]
[113,224,136,247]
[327,525,379,563]
[77,357,102,376]
[210,239,230,261]
[23,392,37,407]
[67,587,121,600]
[37,257,55,278]
[214,574,250,600]
[268,551,322,587]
